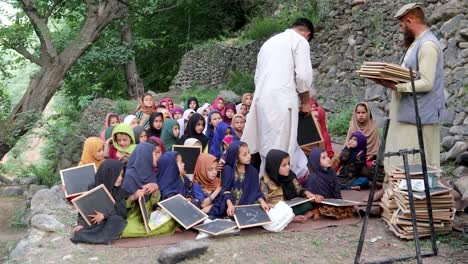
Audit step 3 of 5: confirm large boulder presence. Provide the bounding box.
[446,141,468,160]
[30,186,70,215]
[429,0,467,24]
[158,240,209,264]
[31,214,65,232]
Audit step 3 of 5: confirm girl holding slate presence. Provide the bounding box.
[157,152,192,201]
[160,119,180,151]
[261,149,322,223]
[120,142,177,237]
[71,159,128,244]
[191,153,222,213]
[337,131,369,191]
[208,141,269,219]
[104,124,137,161]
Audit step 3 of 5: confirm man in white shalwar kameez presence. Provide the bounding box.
[241,18,315,179]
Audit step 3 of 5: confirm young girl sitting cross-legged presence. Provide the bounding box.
[191,153,222,213]
[261,149,323,223]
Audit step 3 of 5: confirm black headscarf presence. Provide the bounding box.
[133,126,146,144]
[186,97,199,111]
[265,149,298,201]
[179,113,208,149]
[304,147,342,199]
[93,159,127,200]
[146,112,163,138]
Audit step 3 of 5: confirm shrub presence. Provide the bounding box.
[179,85,220,106]
[327,99,356,137]
[9,208,27,229]
[243,17,288,41]
[115,99,138,115]
[223,70,255,95]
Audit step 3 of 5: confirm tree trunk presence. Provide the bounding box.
[121,22,145,99]
[0,0,127,160]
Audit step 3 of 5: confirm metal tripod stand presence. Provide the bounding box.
[354,67,438,263]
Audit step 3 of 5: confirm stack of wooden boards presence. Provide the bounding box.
[356,62,416,83]
[379,165,455,240]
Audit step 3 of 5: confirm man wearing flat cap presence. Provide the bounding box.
[375,3,446,172]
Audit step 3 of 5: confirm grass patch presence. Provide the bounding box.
[114,99,138,115]
[442,161,457,179]
[222,70,255,95]
[9,207,27,229]
[327,99,356,136]
[242,17,288,41]
[179,85,221,106]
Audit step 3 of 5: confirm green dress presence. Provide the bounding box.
[120,192,178,238]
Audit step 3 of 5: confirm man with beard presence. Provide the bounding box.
[374,3,445,173]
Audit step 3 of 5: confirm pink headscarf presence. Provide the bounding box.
[159,97,174,111]
[212,96,225,116]
[310,99,334,158]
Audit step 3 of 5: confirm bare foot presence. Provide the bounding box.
[292,215,307,223]
[351,186,361,191]
[312,213,320,221]
[175,227,183,233]
[363,189,383,202]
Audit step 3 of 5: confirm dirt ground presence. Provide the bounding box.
[4,215,467,264]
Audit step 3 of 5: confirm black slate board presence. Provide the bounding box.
[193,219,238,236]
[285,197,313,207]
[321,199,360,207]
[139,196,150,234]
[158,194,207,229]
[234,204,271,229]
[60,163,96,198]
[172,145,202,175]
[72,184,115,226]
[297,113,323,147]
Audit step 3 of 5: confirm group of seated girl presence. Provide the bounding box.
[69,92,380,244]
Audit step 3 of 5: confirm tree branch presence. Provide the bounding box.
[19,0,58,61]
[13,46,43,66]
[45,0,66,23]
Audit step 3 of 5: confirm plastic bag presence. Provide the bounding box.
[262,201,294,232]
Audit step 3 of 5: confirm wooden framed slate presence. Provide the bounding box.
[138,196,150,234]
[172,145,202,175]
[158,194,207,229]
[193,219,238,236]
[297,113,323,147]
[60,163,97,198]
[321,199,360,207]
[233,204,271,229]
[284,197,313,207]
[71,184,115,226]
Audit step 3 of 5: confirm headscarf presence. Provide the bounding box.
[123,115,137,125]
[184,138,201,146]
[349,131,367,165]
[310,99,334,158]
[159,97,174,111]
[146,112,163,138]
[241,93,253,105]
[112,123,136,154]
[304,147,342,199]
[180,113,208,149]
[345,102,379,160]
[157,152,187,200]
[121,142,156,194]
[133,126,146,144]
[105,126,114,140]
[171,106,184,117]
[222,134,234,147]
[186,97,199,111]
[231,114,245,140]
[222,141,263,205]
[209,122,231,159]
[265,149,298,200]
[182,109,195,121]
[197,103,211,115]
[159,108,172,119]
[192,153,220,191]
[205,110,222,141]
[100,113,120,140]
[93,159,125,197]
[79,137,105,169]
[223,103,237,125]
[139,94,156,115]
[212,96,225,116]
[148,136,166,153]
[160,119,179,151]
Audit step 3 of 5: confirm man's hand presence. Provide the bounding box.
[372,79,397,90]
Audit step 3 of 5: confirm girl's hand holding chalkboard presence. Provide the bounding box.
[227,204,235,216]
[313,194,324,203]
[259,199,270,212]
[131,189,145,201]
[72,225,83,235]
[142,183,158,195]
[89,210,104,224]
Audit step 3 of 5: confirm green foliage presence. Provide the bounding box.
[243,17,288,40]
[9,208,27,229]
[22,163,59,187]
[0,81,11,120]
[114,99,138,115]
[327,99,356,136]
[442,161,456,179]
[179,85,220,106]
[223,70,255,95]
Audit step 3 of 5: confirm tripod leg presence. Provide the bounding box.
[403,154,422,264]
[354,119,390,264]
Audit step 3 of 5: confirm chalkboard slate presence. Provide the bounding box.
[60,163,96,198]
[194,219,238,236]
[321,199,360,207]
[71,184,115,226]
[297,113,323,147]
[285,197,313,207]
[138,196,150,234]
[172,145,202,175]
[234,204,271,229]
[158,194,207,229]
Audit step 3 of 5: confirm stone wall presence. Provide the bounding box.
[171,0,467,175]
